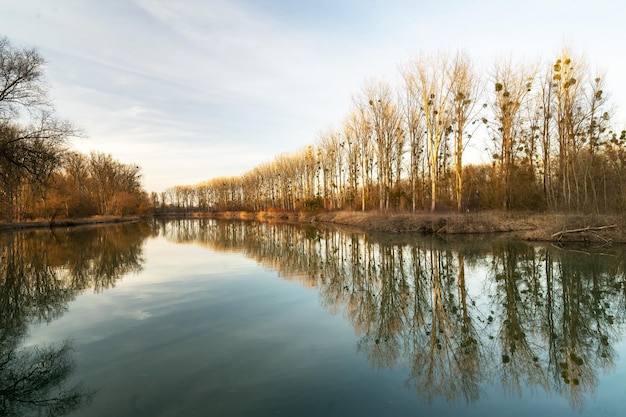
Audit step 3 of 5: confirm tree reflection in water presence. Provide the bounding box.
[0,222,152,416]
[0,333,90,417]
[157,218,626,410]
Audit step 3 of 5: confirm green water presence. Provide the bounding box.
[1,219,625,416]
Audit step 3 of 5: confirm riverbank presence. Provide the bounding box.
[178,210,626,243]
[5,211,625,243]
[0,215,143,232]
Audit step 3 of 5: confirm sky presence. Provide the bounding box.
[2,0,626,193]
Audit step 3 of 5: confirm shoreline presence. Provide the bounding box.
[162,210,626,244]
[0,215,143,232]
[4,211,625,243]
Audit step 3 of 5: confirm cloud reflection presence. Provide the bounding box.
[156,218,626,410]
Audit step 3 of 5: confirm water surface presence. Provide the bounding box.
[1,219,625,416]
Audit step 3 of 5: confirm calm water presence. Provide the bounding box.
[1,219,625,416]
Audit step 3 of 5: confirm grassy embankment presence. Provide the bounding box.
[0,215,143,231]
[189,210,626,243]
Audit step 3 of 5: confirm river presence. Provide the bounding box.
[1,219,625,416]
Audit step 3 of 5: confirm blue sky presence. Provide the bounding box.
[2,0,625,192]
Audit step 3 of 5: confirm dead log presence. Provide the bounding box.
[551,224,617,241]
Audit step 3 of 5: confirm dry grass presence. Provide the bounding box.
[117,210,626,243]
[299,210,626,243]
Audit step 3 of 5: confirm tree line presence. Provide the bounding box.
[0,37,150,223]
[161,46,626,214]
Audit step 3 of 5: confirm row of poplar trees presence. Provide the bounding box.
[0,37,150,222]
[164,46,626,214]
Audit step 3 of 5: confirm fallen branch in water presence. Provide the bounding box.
[551,224,618,242]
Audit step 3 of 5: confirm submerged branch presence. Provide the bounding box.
[551,224,617,240]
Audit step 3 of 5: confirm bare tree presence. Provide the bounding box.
[404,52,454,211]
[552,47,587,210]
[351,94,376,211]
[532,67,556,209]
[400,68,426,212]
[0,37,78,221]
[580,72,611,212]
[87,152,143,216]
[317,130,343,210]
[0,37,48,119]
[342,112,363,210]
[360,79,402,211]
[448,51,479,212]
[489,58,536,210]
